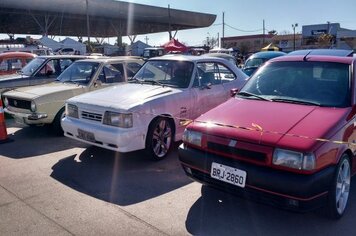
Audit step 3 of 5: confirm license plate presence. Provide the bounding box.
[210,162,247,188]
[77,129,95,143]
[14,116,25,125]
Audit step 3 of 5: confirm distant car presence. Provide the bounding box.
[3,57,144,134]
[54,47,80,55]
[0,52,36,75]
[242,51,286,76]
[61,55,248,159]
[204,53,237,65]
[143,47,165,59]
[0,55,94,95]
[179,50,356,219]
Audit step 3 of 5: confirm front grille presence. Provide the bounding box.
[8,98,31,109]
[81,111,102,122]
[207,142,267,163]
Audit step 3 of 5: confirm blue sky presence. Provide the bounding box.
[1,0,355,47]
[125,0,356,46]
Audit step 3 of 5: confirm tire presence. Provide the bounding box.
[145,117,173,161]
[327,154,351,219]
[51,107,65,136]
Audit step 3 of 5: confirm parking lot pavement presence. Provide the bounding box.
[1,119,356,236]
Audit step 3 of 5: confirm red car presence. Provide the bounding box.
[179,50,356,219]
[0,51,36,75]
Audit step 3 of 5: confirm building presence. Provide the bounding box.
[272,34,302,52]
[301,23,356,51]
[222,34,274,55]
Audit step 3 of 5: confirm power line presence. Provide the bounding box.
[225,23,262,33]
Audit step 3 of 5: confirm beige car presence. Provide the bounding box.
[3,57,144,134]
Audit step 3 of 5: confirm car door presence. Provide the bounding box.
[190,61,228,119]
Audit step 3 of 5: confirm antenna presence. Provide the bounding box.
[303,51,312,61]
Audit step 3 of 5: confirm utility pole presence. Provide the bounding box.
[168,4,172,40]
[222,12,225,48]
[144,36,149,45]
[262,19,265,45]
[86,0,90,47]
[292,23,298,51]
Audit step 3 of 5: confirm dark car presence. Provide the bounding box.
[179,50,356,219]
[0,55,97,95]
[242,51,286,76]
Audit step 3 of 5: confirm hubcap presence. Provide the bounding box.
[152,120,172,158]
[335,159,350,215]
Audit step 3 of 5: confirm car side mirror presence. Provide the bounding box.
[230,88,239,97]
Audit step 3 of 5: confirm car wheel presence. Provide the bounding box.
[52,107,65,135]
[146,117,173,160]
[327,154,351,219]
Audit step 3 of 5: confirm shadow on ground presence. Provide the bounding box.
[185,181,356,236]
[1,120,87,158]
[50,144,192,206]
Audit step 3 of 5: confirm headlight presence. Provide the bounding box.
[103,111,133,128]
[182,129,203,147]
[30,101,36,112]
[3,97,8,107]
[273,148,315,170]
[66,104,79,118]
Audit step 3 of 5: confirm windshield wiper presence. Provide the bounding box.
[143,79,165,87]
[237,91,271,101]
[128,78,143,83]
[271,98,321,106]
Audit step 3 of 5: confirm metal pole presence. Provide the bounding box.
[168,4,172,40]
[222,12,225,48]
[86,0,90,47]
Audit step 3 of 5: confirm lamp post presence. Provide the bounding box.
[292,23,298,51]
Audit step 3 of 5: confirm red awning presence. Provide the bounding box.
[162,39,188,52]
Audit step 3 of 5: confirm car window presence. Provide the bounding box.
[57,61,99,85]
[100,64,124,83]
[60,59,75,71]
[133,60,193,88]
[217,63,236,83]
[126,62,142,78]
[20,57,46,76]
[196,62,231,86]
[38,59,56,76]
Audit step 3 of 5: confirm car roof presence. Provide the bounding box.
[75,56,144,63]
[0,51,37,58]
[36,55,98,59]
[247,51,287,59]
[269,54,355,64]
[150,54,234,63]
[287,49,354,57]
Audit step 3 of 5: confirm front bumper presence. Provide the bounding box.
[178,144,335,212]
[4,107,48,124]
[62,116,146,153]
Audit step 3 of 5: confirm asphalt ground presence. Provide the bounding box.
[1,119,356,236]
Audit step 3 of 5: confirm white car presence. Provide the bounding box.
[62,55,248,159]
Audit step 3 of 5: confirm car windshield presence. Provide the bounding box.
[244,58,266,68]
[57,61,99,85]
[20,57,46,76]
[132,60,194,88]
[240,61,351,108]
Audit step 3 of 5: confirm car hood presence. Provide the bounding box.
[3,82,83,100]
[69,83,180,110]
[0,73,26,81]
[194,98,350,151]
